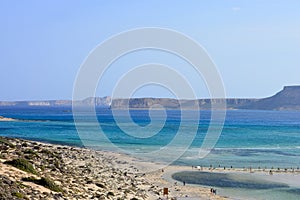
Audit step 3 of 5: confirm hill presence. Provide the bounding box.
[239,86,300,110]
[0,86,300,110]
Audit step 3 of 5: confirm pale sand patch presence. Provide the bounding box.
[0,116,16,121]
[144,165,229,200]
[121,155,300,200]
[104,153,229,199]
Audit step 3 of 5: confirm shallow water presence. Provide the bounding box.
[172,171,289,189]
[172,171,300,200]
[0,107,300,169]
[218,187,300,200]
[1,107,300,199]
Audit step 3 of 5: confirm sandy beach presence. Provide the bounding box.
[1,136,300,199]
[0,137,228,199]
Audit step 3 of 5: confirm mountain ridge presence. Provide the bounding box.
[0,86,299,110]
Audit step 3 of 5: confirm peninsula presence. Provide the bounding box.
[0,86,299,111]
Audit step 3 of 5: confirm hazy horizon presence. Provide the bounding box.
[0,84,297,102]
[1,1,300,101]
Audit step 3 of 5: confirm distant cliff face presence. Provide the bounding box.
[110,98,258,110]
[0,86,299,110]
[239,86,300,110]
[75,97,111,107]
[111,98,181,109]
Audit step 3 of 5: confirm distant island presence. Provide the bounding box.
[1,86,300,110]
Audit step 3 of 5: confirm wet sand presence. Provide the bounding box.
[165,165,300,200]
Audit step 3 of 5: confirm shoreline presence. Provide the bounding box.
[159,164,300,199]
[1,136,299,199]
[0,136,228,199]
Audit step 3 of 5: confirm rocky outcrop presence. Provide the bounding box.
[239,86,300,110]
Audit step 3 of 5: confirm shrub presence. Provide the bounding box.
[22,176,63,192]
[24,149,36,155]
[40,149,54,157]
[22,176,37,182]
[4,158,37,175]
[38,177,63,192]
[24,149,39,160]
[12,192,24,198]
[21,142,28,147]
[0,137,15,148]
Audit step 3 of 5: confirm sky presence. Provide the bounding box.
[0,0,300,100]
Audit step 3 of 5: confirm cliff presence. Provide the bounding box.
[0,86,299,110]
[110,98,258,110]
[239,86,300,110]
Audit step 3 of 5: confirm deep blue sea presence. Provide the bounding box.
[0,107,300,169]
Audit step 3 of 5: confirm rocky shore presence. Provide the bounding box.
[0,137,226,200]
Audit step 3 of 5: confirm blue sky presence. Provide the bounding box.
[1,0,300,100]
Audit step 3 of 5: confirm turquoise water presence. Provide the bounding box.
[0,107,300,169]
[1,107,300,199]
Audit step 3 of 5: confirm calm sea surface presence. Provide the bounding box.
[0,107,300,169]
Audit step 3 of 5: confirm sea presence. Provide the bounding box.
[1,107,300,199]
